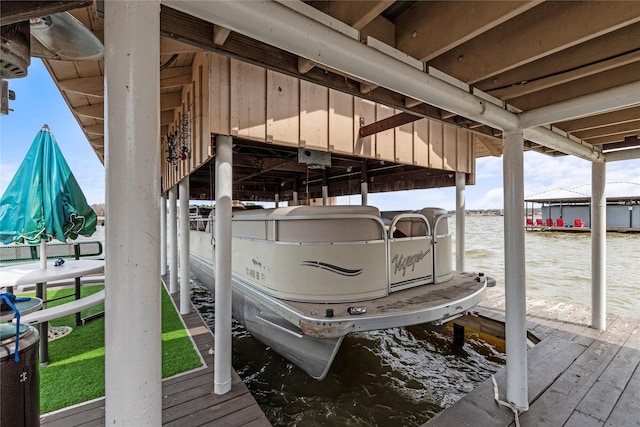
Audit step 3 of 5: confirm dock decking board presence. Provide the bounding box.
[426,288,640,427]
[40,285,271,427]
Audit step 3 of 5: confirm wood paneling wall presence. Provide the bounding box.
[162,52,475,192]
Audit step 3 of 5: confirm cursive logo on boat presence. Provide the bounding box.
[301,261,363,277]
[391,249,430,277]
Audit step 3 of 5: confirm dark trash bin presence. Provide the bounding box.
[1,324,40,427]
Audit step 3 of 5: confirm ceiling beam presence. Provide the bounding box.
[605,147,640,162]
[488,50,640,101]
[312,1,393,30]
[161,92,181,110]
[558,105,640,132]
[585,133,637,146]
[477,22,640,98]
[429,1,640,84]
[59,76,103,97]
[84,123,104,135]
[519,80,640,128]
[573,119,640,140]
[358,112,421,138]
[57,66,191,97]
[161,110,175,126]
[395,1,540,62]
[510,61,640,112]
[160,66,192,88]
[75,103,104,119]
[602,136,640,151]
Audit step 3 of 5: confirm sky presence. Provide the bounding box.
[2,59,640,211]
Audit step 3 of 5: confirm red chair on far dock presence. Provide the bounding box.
[574,218,584,227]
[556,218,565,227]
[545,218,554,227]
[526,218,535,227]
[536,218,544,226]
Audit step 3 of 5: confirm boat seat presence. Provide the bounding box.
[556,218,565,227]
[574,218,584,227]
[545,218,554,226]
[526,218,535,226]
[270,205,383,243]
[535,218,544,226]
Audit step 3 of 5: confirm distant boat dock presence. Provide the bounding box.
[525,195,640,233]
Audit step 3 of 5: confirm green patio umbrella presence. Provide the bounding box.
[0,124,97,364]
[0,124,97,246]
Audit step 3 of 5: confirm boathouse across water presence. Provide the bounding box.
[526,195,640,231]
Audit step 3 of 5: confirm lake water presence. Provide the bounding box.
[190,215,639,426]
[93,216,640,425]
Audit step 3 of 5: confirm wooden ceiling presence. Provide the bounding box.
[3,1,640,197]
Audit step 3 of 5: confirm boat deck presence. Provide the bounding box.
[426,288,640,426]
[285,271,486,318]
[40,285,271,427]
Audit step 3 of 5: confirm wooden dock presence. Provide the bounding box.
[40,289,271,426]
[426,288,640,426]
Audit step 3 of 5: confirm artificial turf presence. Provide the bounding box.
[18,283,202,414]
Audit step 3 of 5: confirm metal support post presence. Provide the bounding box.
[456,172,466,272]
[160,192,167,276]
[179,177,190,315]
[503,128,529,411]
[104,0,161,424]
[591,161,607,330]
[322,169,329,206]
[214,135,233,394]
[169,186,178,294]
[361,161,368,206]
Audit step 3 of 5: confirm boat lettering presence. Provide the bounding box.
[391,249,430,277]
[246,267,265,281]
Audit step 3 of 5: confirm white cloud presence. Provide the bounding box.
[468,187,503,210]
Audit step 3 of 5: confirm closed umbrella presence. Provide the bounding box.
[0,124,97,246]
[0,124,97,364]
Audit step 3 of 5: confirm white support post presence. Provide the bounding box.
[322,186,329,206]
[292,191,298,206]
[361,182,368,206]
[503,128,529,412]
[160,192,167,276]
[591,161,607,330]
[455,172,466,272]
[169,186,178,294]
[361,162,368,206]
[179,178,190,315]
[104,1,161,425]
[275,193,280,208]
[214,135,233,394]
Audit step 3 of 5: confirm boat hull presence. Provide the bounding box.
[191,248,489,379]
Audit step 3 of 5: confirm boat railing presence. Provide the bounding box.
[432,213,454,283]
[388,213,432,239]
[387,213,434,292]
